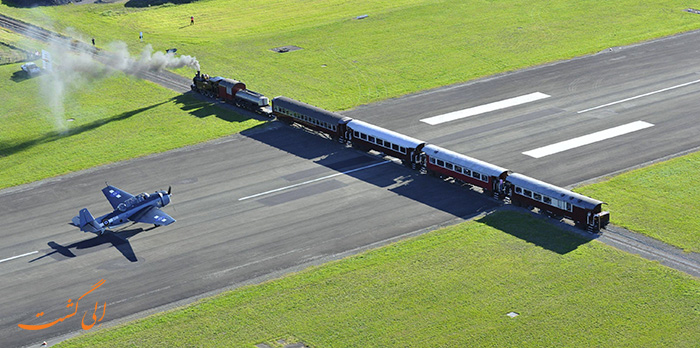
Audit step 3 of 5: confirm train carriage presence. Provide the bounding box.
[272,96,351,140]
[346,120,426,166]
[506,173,610,231]
[422,144,508,195]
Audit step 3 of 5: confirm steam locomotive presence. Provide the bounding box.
[191,71,270,116]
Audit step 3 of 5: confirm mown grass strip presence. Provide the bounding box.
[0,64,262,189]
[55,211,700,348]
[3,1,700,111]
[576,151,700,253]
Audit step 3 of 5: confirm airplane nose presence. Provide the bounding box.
[161,194,171,206]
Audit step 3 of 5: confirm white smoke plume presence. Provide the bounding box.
[37,37,199,132]
[107,42,200,73]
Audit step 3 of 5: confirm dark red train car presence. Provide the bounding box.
[214,77,246,102]
[346,119,426,166]
[506,173,609,231]
[271,96,351,140]
[422,144,508,195]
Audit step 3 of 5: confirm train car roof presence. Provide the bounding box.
[423,144,508,178]
[507,173,603,210]
[218,78,245,88]
[272,96,352,124]
[347,119,426,149]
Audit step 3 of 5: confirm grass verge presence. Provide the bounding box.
[576,151,700,253]
[0,63,262,189]
[55,211,700,348]
[2,1,700,110]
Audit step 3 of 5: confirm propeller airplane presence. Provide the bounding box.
[70,184,176,234]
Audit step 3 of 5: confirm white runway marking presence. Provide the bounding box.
[239,160,391,201]
[0,251,38,264]
[420,92,550,125]
[578,78,700,113]
[523,121,654,159]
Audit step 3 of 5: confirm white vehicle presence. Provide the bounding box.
[20,62,41,76]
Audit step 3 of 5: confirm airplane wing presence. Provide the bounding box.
[129,206,176,226]
[102,185,134,210]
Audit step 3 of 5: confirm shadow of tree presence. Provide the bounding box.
[0,100,169,158]
[0,0,70,7]
[124,0,199,8]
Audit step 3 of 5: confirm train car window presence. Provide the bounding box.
[533,193,542,201]
[436,159,445,167]
[446,163,453,170]
[391,144,399,151]
[523,189,532,197]
[472,172,481,180]
[543,196,552,204]
[375,139,382,146]
[368,136,376,143]
[400,146,406,153]
[566,202,572,212]
[515,186,522,194]
[354,131,359,137]
[454,165,462,173]
[429,157,436,164]
[360,133,367,140]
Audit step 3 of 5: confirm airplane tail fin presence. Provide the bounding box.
[76,208,103,234]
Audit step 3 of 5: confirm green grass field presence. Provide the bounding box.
[0,63,261,189]
[576,151,700,253]
[2,1,700,110]
[55,211,700,348]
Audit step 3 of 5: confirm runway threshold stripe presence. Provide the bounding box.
[577,78,700,113]
[420,92,550,125]
[239,160,391,201]
[522,121,654,159]
[0,251,38,264]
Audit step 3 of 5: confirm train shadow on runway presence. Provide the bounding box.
[241,123,592,254]
[29,227,146,263]
[242,123,496,216]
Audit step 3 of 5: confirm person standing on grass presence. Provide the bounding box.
[91,38,95,46]
[191,16,194,25]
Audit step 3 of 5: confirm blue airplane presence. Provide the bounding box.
[70,184,175,234]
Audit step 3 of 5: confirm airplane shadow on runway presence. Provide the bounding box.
[29,227,149,263]
[241,122,591,255]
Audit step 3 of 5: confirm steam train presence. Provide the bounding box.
[193,73,610,232]
[191,71,271,115]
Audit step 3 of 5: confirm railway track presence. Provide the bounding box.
[598,226,700,278]
[0,13,193,92]
[2,13,699,278]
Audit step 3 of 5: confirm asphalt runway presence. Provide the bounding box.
[3,30,700,347]
[0,124,496,347]
[345,30,700,187]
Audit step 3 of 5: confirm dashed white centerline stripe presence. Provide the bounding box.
[238,160,391,201]
[577,78,700,113]
[0,251,38,264]
[420,92,550,125]
[522,121,654,159]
